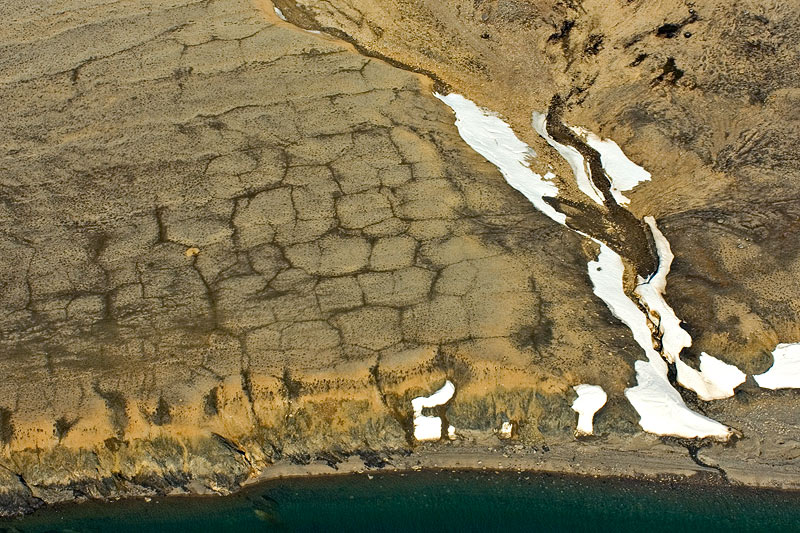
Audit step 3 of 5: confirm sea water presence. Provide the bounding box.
[5,470,800,532]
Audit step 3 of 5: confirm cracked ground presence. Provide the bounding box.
[0,0,645,505]
[1,0,799,512]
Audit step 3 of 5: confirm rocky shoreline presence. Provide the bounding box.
[1,0,799,519]
[4,422,800,519]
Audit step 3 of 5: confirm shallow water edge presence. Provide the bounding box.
[5,438,800,531]
[5,466,800,532]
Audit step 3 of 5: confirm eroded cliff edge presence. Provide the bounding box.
[1,0,799,515]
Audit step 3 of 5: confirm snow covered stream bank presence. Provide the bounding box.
[531,112,604,205]
[433,93,565,225]
[635,218,746,402]
[569,126,651,206]
[587,237,734,439]
[436,92,751,441]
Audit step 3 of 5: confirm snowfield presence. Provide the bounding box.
[588,240,734,439]
[435,93,566,225]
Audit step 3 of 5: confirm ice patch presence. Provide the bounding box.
[676,353,746,400]
[571,127,651,205]
[435,93,566,225]
[412,380,455,441]
[273,6,288,21]
[571,384,607,436]
[754,343,800,389]
[532,112,605,205]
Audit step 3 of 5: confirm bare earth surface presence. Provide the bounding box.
[0,0,798,516]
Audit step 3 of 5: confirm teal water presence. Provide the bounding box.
[5,470,800,532]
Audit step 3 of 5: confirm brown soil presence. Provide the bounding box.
[0,0,798,516]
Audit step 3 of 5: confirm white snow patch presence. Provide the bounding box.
[414,416,444,441]
[676,353,746,400]
[570,127,651,205]
[626,360,734,439]
[411,380,455,413]
[411,380,455,442]
[588,240,734,439]
[532,112,605,205]
[435,93,566,225]
[571,384,607,436]
[273,6,287,21]
[754,343,800,389]
[499,421,513,438]
[447,425,456,440]
[588,240,661,365]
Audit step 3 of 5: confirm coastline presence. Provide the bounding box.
[1,0,799,523]
[8,458,800,532]
[247,433,800,493]
[3,430,799,521]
